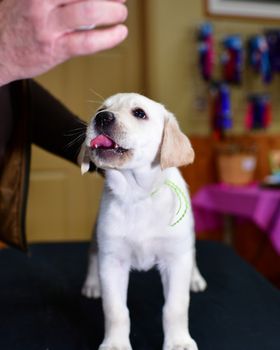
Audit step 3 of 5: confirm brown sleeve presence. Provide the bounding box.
[29,79,87,165]
[0,84,13,167]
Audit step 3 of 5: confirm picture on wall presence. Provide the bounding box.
[205,0,280,19]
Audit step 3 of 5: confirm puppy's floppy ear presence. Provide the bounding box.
[78,143,90,175]
[160,112,195,169]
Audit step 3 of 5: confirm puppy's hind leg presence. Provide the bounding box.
[190,252,207,293]
[82,228,101,299]
[82,252,101,298]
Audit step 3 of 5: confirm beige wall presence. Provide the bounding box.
[144,0,280,136]
[27,0,145,242]
[27,0,280,242]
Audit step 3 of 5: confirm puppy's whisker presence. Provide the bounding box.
[69,126,87,130]
[65,132,85,138]
[65,128,87,137]
[89,89,105,104]
[75,120,87,126]
[87,99,104,105]
[64,139,84,151]
[64,133,86,150]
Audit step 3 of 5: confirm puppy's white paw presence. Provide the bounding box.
[164,337,198,350]
[190,271,207,293]
[81,280,101,299]
[98,340,132,350]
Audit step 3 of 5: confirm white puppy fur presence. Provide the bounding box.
[79,93,207,350]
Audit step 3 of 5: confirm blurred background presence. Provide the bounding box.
[28,0,280,286]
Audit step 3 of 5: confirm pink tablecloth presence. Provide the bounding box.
[192,184,280,254]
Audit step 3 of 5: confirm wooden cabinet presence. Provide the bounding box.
[182,134,280,195]
[182,134,280,288]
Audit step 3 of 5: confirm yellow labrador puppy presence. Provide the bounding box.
[79,93,206,350]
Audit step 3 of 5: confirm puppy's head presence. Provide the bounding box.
[79,93,194,173]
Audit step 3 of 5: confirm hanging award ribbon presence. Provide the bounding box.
[198,22,214,81]
[221,35,243,85]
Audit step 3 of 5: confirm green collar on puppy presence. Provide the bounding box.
[151,179,188,227]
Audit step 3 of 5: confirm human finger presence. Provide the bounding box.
[59,23,128,57]
[49,0,126,11]
[51,0,127,33]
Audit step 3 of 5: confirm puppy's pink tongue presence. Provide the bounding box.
[90,134,114,149]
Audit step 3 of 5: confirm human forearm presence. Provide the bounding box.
[29,80,86,165]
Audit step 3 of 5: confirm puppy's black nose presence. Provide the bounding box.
[95,111,115,129]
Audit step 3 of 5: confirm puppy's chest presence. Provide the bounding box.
[121,191,174,235]
[113,193,176,270]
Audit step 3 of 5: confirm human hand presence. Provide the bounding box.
[0,0,128,86]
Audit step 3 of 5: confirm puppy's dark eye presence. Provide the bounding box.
[132,108,147,119]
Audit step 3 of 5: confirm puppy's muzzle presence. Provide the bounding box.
[95,111,115,132]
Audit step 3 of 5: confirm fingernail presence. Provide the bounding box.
[117,24,128,40]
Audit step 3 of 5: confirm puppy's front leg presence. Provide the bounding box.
[160,251,198,350]
[99,254,132,350]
